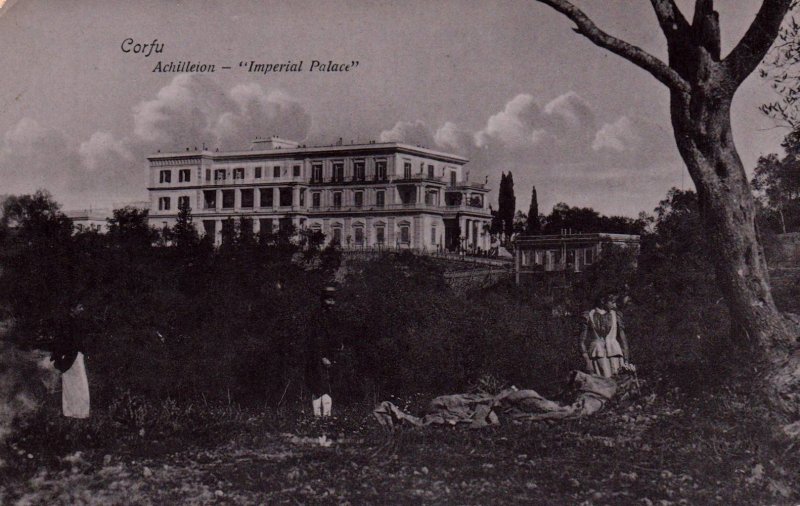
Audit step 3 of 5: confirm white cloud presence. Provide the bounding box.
[475,94,542,149]
[373,91,680,217]
[474,92,595,154]
[0,75,313,208]
[0,118,80,200]
[0,81,679,216]
[213,85,311,149]
[72,131,140,200]
[433,121,473,154]
[543,91,594,128]
[132,74,236,150]
[79,131,134,172]
[132,74,311,152]
[592,116,640,152]
[379,120,436,147]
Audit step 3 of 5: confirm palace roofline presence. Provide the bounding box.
[147,141,469,165]
[515,233,640,245]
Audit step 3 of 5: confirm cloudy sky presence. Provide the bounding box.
[0,0,790,216]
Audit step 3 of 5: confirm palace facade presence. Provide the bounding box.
[147,137,492,250]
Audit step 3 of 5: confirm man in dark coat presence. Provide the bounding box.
[306,282,339,416]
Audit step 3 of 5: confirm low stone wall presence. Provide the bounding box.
[337,249,513,293]
[443,269,512,293]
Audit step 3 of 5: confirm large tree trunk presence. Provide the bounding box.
[669,56,800,421]
[534,0,800,427]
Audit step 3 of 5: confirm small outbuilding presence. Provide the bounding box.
[513,232,640,284]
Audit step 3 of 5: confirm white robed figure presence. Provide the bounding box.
[51,304,90,419]
[61,351,90,418]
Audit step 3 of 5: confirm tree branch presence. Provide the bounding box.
[692,0,721,61]
[724,0,793,85]
[650,0,690,35]
[535,0,689,93]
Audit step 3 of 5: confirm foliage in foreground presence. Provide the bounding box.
[0,187,782,414]
[2,370,799,505]
[1,188,799,503]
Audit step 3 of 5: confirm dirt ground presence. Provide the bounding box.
[2,381,798,506]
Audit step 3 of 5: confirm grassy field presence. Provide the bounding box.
[1,256,800,504]
[2,372,799,505]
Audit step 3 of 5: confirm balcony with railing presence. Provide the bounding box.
[304,201,491,215]
[443,203,491,215]
[309,174,392,185]
[446,181,488,191]
[196,204,308,214]
[308,202,423,213]
[396,174,446,185]
[193,167,307,186]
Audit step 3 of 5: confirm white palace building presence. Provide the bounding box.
[147,137,492,251]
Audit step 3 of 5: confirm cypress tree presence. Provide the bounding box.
[501,172,516,239]
[495,173,507,237]
[526,185,541,234]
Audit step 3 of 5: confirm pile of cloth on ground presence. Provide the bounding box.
[373,370,637,429]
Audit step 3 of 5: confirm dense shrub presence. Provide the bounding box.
[497,188,735,391]
[2,222,579,406]
[0,188,771,413]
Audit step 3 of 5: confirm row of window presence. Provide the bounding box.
[160,188,479,213]
[196,215,444,248]
[198,218,410,245]
[202,217,295,239]
[207,165,303,182]
[160,161,459,185]
[521,248,596,267]
[160,188,460,212]
[221,165,302,181]
[309,160,388,183]
[323,224,417,245]
[402,162,458,185]
[158,165,307,185]
[201,188,301,209]
[171,188,392,211]
[158,196,191,211]
[311,190,386,209]
[159,169,192,183]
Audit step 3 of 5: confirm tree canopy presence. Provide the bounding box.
[540,203,648,236]
[752,131,800,233]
